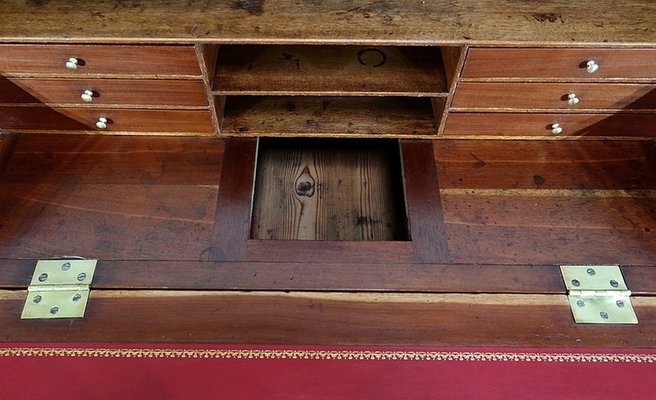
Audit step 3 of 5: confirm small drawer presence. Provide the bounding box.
[0,44,201,77]
[462,48,656,80]
[0,107,213,135]
[0,78,208,107]
[443,112,656,137]
[452,83,656,110]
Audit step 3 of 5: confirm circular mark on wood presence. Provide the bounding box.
[357,48,387,67]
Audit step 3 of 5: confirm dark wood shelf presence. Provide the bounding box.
[213,45,448,97]
[220,96,438,137]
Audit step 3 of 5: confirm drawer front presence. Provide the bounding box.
[0,78,208,107]
[0,45,201,77]
[443,113,656,137]
[462,48,656,79]
[0,107,212,134]
[452,83,656,110]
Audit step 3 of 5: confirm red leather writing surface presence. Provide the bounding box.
[1,344,654,400]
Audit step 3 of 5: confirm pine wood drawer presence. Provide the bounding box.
[0,44,201,77]
[443,112,656,137]
[452,83,656,110]
[0,78,208,107]
[0,107,212,134]
[462,48,656,80]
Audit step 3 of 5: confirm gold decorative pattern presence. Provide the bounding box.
[0,347,654,363]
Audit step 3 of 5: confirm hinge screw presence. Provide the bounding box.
[616,300,625,308]
[586,268,596,276]
[571,279,581,287]
[600,311,610,320]
[610,280,619,288]
[61,262,71,271]
[576,299,585,308]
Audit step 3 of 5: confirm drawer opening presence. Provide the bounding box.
[250,137,410,241]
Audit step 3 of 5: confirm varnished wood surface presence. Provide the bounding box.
[0,106,213,134]
[463,48,656,80]
[251,139,408,241]
[221,96,436,137]
[1,290,655,347]
[436,140,656,265]
[214,45,447,96]
[443,113,656,138]
[1,135,655,279]
[0,77,208,107]
[0,135,223,260]
[0,1,654,45]
[452,83,656,111]
[0,44,201,78]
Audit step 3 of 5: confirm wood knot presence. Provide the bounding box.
[295,166,315,197]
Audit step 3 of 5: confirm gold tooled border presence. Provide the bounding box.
[0,348,655,363]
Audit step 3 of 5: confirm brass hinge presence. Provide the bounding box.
[560,265,637,324]
[21,259,97,319]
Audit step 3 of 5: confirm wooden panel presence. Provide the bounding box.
[222,96,436,137]
[0,44,201,77]
[442,190,656,265]
[1,290,656,347]
[251,138,408,241]
[0,107,213,134]
[452,83,656,110]
[214,45,447,96]
[210,138,258,261]
[443,113,656,137]
[0,135,223,260]
[0,77,208,107]
[434,140,656,190]
[434,139,656,265]
[401,140,450,263]
[462,48,656,80]
[0,1,655,44]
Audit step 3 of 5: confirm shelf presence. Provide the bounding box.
[213,45,448,96]
[251,138,409,241]
[220,96,439,137]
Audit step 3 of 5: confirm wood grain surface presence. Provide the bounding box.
[0,77,208,107]
[0,106,213,134]
[452,83,656,111]
[221,96,436,137]
[463,48,656,80]
[0,1,654,45]
[0,44,201,77]
[435,140,656,265]
[0,135,223,260]
[1,290,655,347]
[214,45,447,96]
[443,112,656,138]
[251,138,408,241]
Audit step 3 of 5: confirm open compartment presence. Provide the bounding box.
[213,45,449,96]
[221,96,441,137]
[250,138,409,241]
[212,44,461,137]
